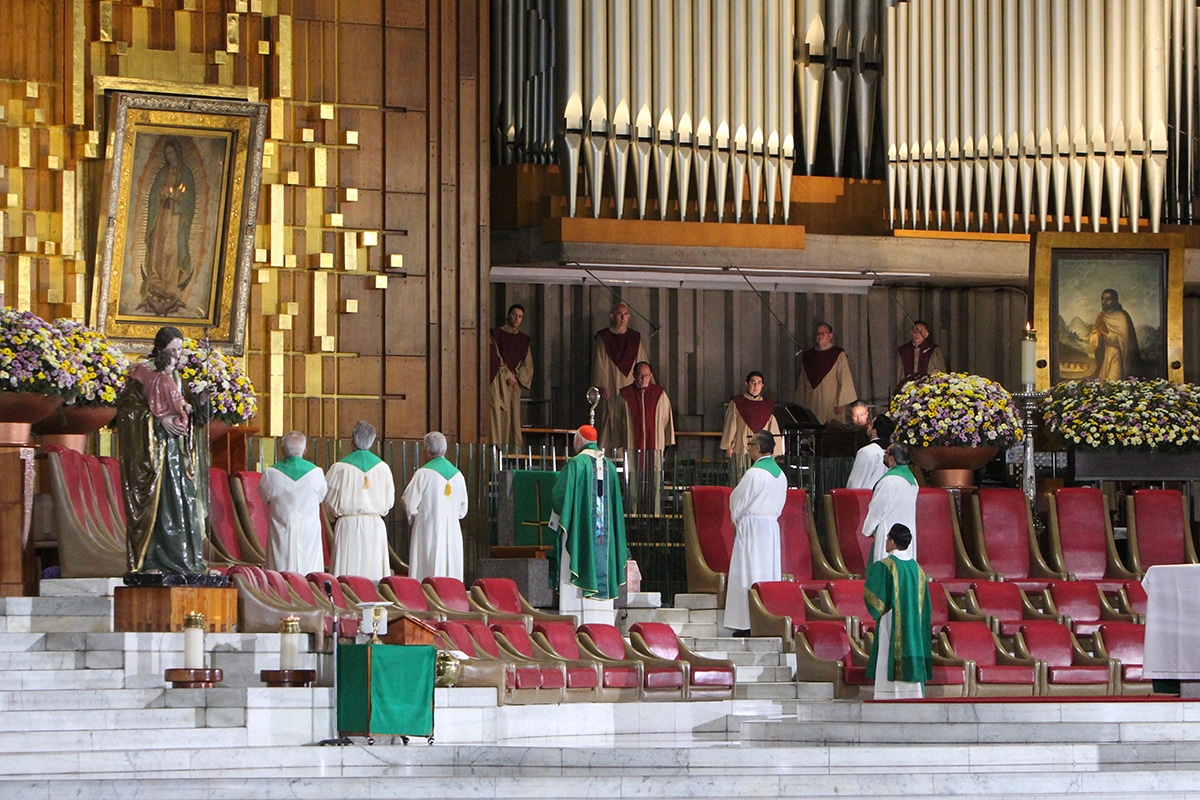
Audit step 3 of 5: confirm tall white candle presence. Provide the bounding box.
[1022,328,1038,387]
[279,616,302,671]
[184,627,204,670]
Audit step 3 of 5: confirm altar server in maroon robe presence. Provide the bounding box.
[489,304,533,445]
[591,301,648,449]
[794,322,858,424]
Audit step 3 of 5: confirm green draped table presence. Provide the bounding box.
[337,644,435,739]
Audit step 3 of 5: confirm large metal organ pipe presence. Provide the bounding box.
[490,1,1196,232]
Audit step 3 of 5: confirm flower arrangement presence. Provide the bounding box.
[0,307,78,396]
[54,320,131,406]
[889,372,1024,448]
[178,338,258,424]
[1042,378,1200,451]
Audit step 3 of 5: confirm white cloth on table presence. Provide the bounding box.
[1143,564,1200,680]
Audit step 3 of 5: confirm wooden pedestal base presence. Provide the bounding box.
[164,667,223,688]
[114,586,238,632]
[259,668,317,687]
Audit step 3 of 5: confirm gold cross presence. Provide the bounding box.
[519,481,553,547]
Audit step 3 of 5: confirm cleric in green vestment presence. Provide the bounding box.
[114,326,213,582]
[864,524,933,700]
[549,424,629,625]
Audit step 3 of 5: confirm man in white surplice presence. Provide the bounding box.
[723,429,789,634]
[258,430,328,574]
[846,414,894,490]
[324,421,395,582]
[861,443,919,566]
[401,431,468,582]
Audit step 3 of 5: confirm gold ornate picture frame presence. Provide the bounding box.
[94,92,267,355]
[1029,231,1184,390]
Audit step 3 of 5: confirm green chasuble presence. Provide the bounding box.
[550,443,629,599]
[864,555,934,683]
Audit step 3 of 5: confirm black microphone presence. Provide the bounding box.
[324,580,334,600]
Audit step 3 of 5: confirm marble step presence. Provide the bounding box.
[672,592,719,610]
[0,633,50,651]
[0,687,168,712]
[0,668,126,691]
[691,636,785,652]
[0,706,204,733]
[734,681,807,700]
[37,577,123,597]
[708,649,789,667]
[0,724,249,757]
[0,650,83,671]
[734,664,793,682]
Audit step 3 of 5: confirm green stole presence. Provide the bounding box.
[875,463,917,487]
[423,456,460,480]
[749,455,783,477]
[341,449,383,473]
[270,456,319,481]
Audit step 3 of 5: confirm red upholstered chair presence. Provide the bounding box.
[1042,580,1140,638]
[278,570,358,638]
[816,579,876,639]
[433,620,517,706]
[793,621,872,699]
[424,576,529,629]
[779,489,849,585]
[628,622,735,701]
[470,578,575,627]
[1047,488,1138,592]
[1094,621,1152,696]
[457,619,564,704]
[969,488,1066,594]
[1117,580,1148,617]
[577,623,686,701]
[43,446,126,578]
[208,467,265,566]
[822,489,873,578]
[97,456,127,527]
[82,454,124,541]
[533,621,642,702]
[748,580,849,651]
[937,621,1040,697]
[1126,489,1199,574]
[377,576,460,622]
[230,471,271,557]
[916,488,994,593]
[1015,619,1116,696]
[964,581,1064,639]
[928,580,987,630]
[228,565,327,647]
[682,486,735,603]
[490,620,596,702]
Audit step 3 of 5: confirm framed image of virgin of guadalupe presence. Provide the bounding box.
[1029,232,1184,390]
[94,92,267,355]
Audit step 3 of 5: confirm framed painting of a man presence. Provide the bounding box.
[94,93,267,355]
[1029,232,1184,390]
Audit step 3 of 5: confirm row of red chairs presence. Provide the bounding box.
[230,569,737,704]
[749,579,1149,697]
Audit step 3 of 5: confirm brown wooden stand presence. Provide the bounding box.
[0,446,37,597]
[164,667,224,688]
[259,668,317,687]
[114,586,238,632]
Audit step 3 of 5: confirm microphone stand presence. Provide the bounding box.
[318,579,352,746]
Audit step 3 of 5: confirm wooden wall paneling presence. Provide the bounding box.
[337,23,382,107]
[337,397,383,437]
[383,355,428,438]
[382,275,427,355]
[337,354,383,396]
[339,0,383,26]
[384,27,429,111]
[386,1,428,29]
[338,107,382,188]
[383,112,428,194]
[383,194,428,272]
[337,276,383,355]
[341,189,381,233]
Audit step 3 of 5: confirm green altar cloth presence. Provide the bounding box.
[337,644,435,737]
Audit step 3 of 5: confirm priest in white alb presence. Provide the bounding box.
[324,421,395,582]
[846,414,894,490]
[258,430,328,574]
[723,430,789,635]
[401,431,468,582]
[861,443,919,566]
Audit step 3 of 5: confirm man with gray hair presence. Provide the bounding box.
[323,421,395,581]
[861,442,919,566]
[258,430,328,574]
[401,431,468,582]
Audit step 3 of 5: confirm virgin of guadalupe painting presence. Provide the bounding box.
[94,92,266,355]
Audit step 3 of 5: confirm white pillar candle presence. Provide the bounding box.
[183,613,205,670]
[1022,328,1038,388]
